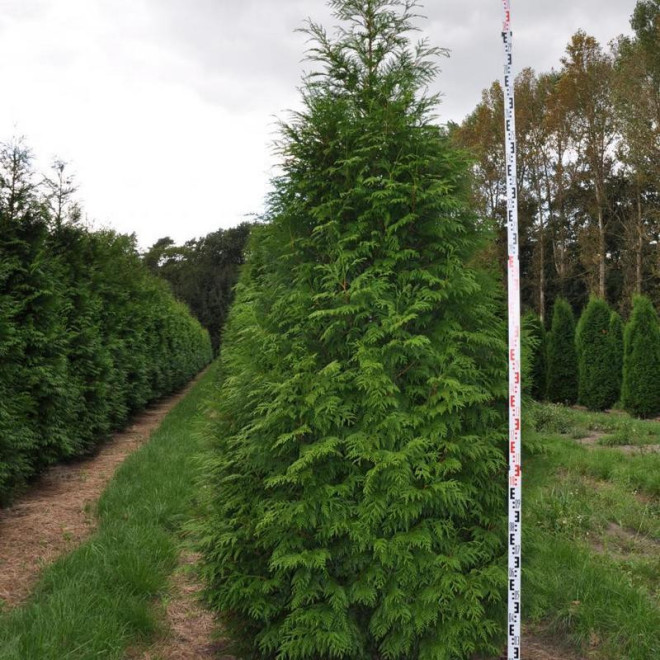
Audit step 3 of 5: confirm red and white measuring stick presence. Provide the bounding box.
[502,2,522,658]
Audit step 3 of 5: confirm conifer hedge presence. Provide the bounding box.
[200,2,508,658]
[576,297,617,410]
[622,295,660,417]
[0,179,212,503]
[546,298,578,404]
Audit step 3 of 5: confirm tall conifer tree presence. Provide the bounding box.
[546,298,578,404]
[622,295,660,417]
[200,2,508,658]
[576,297,617,410]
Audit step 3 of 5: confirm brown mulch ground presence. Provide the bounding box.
[519,629,587,659]
[0,372,205,609]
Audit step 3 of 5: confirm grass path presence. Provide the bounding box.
[0,373,205,609]
[0,366,215,659]
[136,550,234,660]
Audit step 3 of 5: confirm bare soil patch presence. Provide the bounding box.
[575,431,607,446]
[486,624,587,660]
[591,521,660,557]
[576,431,660,454]
[0,373,204,608]
[138,551,234,660]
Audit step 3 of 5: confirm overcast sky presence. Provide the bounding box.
[0,0,638,248]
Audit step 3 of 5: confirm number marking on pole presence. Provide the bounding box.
[501,2,522,658]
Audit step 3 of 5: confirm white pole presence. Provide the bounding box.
[501,2,522,658]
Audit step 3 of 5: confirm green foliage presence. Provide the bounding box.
[575,297,617,410]
[143,223,253,354]
[526,402,574,435]
[608,311,624,404]
[546,298,578,404]
[0,140,212,503]
[622,295,660,417]
[200,2,508,658]
[523,312,547,400]
[631,0,660,82]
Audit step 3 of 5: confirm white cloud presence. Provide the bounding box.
[0,0,638,248]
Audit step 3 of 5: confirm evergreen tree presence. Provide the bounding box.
[546,298,578,404]
[200,2,508,658]
[576,297,618,410]
[523,311,547,400]
[608,310,624,405]
[622,295,660,417]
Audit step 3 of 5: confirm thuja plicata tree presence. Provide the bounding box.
[200,2,509,658]
[622,295,660,417]
[576,297,618,410]
[546,298,578,404]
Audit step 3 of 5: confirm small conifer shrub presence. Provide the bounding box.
[546,298,578,404]
[200,1,508,658]
[622,296,660,417]
[608,311,624,406]
[576,297,617,410]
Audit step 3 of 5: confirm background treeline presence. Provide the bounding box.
[0,139,213,504]
[527,294,660,418]
[142,223,253,355]
[452,0,660,322]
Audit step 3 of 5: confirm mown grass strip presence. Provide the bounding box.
[0,366,216,660]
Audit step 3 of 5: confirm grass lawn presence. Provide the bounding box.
[522,402,660,659]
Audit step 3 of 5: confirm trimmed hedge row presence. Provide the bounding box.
[0,218,212,504]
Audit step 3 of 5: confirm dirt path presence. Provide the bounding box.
[0,372,205,609]
[138,551,234,660]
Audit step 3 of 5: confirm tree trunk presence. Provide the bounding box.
[536,181,546,323]
[596,184,606,299]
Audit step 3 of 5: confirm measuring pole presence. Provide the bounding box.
[501,2,522,658]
